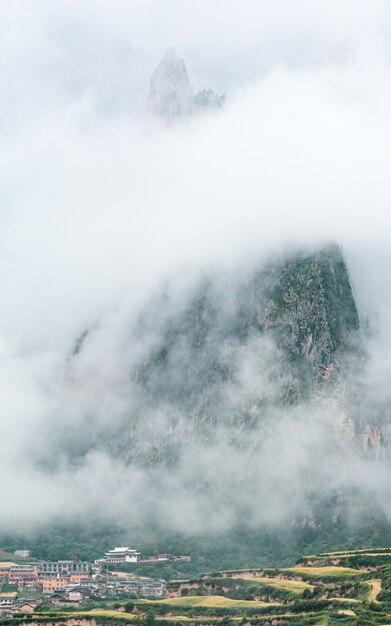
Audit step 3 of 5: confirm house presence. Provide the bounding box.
[50,593,68,606]
[67,590,85,602]
[50,589,84,607]
[15,598,39,610]
[49,593,80,608]
[17,603,35,613]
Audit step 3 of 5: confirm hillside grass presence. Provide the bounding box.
[337,609,356,616]
[284,566,364,577]
[235,575,314,593]
[146,595,280,608]
[367,578,382,602]
[305,548,391,558]
[35,609,136,620]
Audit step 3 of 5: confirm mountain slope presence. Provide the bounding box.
[127,244,360,456]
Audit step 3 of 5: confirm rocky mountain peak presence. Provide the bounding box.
[146,48,225,126]
[146,47,194,124]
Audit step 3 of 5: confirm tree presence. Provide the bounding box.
[145,608,156,626]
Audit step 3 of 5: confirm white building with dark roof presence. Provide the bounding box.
[96,546,140,564]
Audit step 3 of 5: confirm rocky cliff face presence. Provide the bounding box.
[57,243,391,535]
[123,244,364,464]
[146,47,225,126]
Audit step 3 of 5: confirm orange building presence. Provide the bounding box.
[69,573,89,584]
[0,563,16,580]
[9,565,38,584]
[42,578,68,593]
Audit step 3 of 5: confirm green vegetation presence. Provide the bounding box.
[12,512,391,578]
[0,585,17,593]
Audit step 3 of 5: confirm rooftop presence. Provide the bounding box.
[106,547,139,553]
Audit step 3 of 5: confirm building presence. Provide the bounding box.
[14,550,30,558]
[18,602,37,613]
[142,579,166,597]
[49,590,86,607]
[42,577,69,593]
[69,573,90,584]
[40,561,90,577]
[0,598,16,611]
[119,577,166,598]
[138,554,191,564]
[0,562,16,579]
[97,546,140,564]
[9,565,38,585]
[0,592,17,610]
[67,590,85,602]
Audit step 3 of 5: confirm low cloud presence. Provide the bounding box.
[1,1,391,534]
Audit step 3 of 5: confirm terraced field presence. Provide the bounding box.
[283,565,364,577]
[152,595,276,608]
[235,575,314,593]
[37,609,137,620]
[152,549,391,624]
[367,579,382,602]
[8,548,391,626]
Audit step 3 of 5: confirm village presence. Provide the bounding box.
[0,546,191,616]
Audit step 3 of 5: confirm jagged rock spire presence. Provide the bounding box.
[146,47,225,127]
[146,47,194,125]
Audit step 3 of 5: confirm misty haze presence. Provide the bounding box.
[2,2,391,625]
